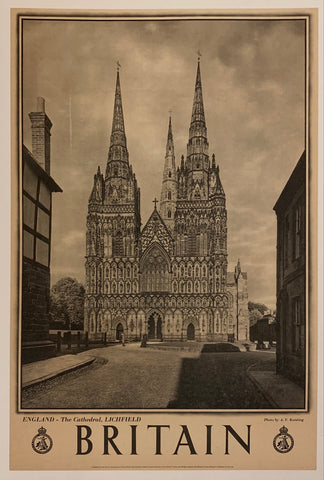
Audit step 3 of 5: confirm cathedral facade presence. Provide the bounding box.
[84,61,249,342]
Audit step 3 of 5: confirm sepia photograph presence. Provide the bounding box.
[18,13,310,412]
[7,3,323,472]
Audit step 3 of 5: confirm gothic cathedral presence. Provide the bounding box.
[84,60,249,342]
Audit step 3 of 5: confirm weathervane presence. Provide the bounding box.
[169,109,172,117]
[116,60,121,71]
[197,49,202,61]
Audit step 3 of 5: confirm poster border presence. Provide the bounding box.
[4,1,323,477]
[15,10,312,415]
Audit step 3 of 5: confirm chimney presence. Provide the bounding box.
[28,97,52,175]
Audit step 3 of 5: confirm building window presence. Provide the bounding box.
[292,297,303,354]
[141,245,170,292]
[112,232,124,256]
[23,166,52,268]
[23,196,36,229]
[35,238,49,267]
[23,162,38,198]
[167,210,171,218]
[23,230,34,260]
[168,171,171,178]
[37,208,50,238]
[294,204,302,259]
[39,181,51,209]
[168,191,171,200]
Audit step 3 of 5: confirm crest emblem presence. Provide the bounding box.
[31,426,53,454]
[273,425,294,453]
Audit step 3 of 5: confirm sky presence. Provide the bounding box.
[22,15,306,308]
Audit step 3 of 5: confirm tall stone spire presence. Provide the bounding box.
[166,115,175,158]
[107,68,129,168]
[190,59,206,130]
[160,116,177,231]
[185,58,210,200]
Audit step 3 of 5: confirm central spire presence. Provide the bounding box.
[160,115,177,231]
[107,68,129,165]
[186,58,209,174]
[166,116,175,158]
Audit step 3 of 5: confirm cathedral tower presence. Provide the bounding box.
[185,57,209,200]
[85,67,141,334]
[159,116,177,231]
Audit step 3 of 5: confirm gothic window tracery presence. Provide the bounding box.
[141,245,169,292]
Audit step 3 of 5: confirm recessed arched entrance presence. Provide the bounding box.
[116,323,124,340]
[187,323,195,340]
[148,312,162,340]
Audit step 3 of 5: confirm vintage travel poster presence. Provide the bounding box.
[8,3,323,476]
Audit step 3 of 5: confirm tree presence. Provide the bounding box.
[248,301,269,316]
[249,308,263,327]
[49,277,85,330]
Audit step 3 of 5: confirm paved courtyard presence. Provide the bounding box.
[22,343,275,409]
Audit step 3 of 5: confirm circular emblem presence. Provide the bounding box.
[31,426,53,454]
[273,425,294,453]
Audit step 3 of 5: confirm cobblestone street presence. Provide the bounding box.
[22,344,275,409]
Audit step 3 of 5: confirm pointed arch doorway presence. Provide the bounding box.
[116,323,124,341]
[187,323,195,340]
[148,312,162,340]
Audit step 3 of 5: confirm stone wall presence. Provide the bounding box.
[22,258,56,362]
